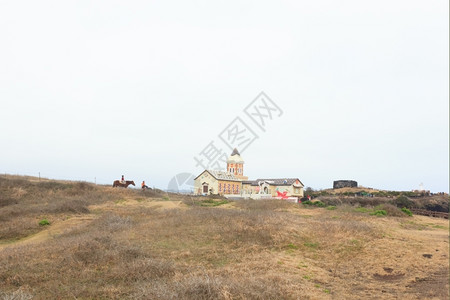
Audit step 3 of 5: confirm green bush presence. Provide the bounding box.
[313,201,326,207]
[370,210,387,216]
[39,219,50,226]
[302,200,325,207]
[304,242,319,249]
[394,195,414,208]
[402,191,418,197]
[326,206,336,210]
[401,207,413,216]
[354,207,371,213]
[286,243,298,249]
[201,199,229,207]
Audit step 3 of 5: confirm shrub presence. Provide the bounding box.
[286,243,298,249]
[97,214,132,232]
[394,195,414,208]
[302,200,325,207]
[49,198,90,214]
[318,197,343,206]
[377,204,407,217]
[200,199,229,207]
[304,242,319,249]
[402,191,419,197]
[313,201,326,207]
[354,207,371,213]
[39,219,50,226]
[370,210,387,216]
[326,206,336,210]
[236,199,293,210]
[401,207,413,216]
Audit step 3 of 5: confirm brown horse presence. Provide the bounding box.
[112,180,135,188]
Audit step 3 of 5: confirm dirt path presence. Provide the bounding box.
[0,215,96,250]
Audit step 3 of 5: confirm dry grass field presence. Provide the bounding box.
[0,175,448,299]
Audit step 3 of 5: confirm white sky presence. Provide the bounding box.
[0,0,448,192]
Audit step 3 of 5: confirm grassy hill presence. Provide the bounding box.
[0,175,448,299]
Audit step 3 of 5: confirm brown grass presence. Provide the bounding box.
[0,175,448,299]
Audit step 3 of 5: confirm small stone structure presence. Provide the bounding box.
[333,180,357,189]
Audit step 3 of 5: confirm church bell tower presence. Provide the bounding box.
[226,148,248,180]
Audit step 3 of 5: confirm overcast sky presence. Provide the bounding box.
[1,0,448,192]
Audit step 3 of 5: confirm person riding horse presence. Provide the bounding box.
[141,181,149,190]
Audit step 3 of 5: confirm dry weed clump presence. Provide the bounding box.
[235,199,296,211]
[0,287,33,300]
[0,215,39,240]
[68,234,144,268]
[46,197,90,214]
[134,271,295,300]
[303,215,378,250]
[145,206,300,251]
[95,214,133,232]
[117,258,176,283]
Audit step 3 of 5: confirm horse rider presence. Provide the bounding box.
[121,175,125,184]
[141,181,149,190]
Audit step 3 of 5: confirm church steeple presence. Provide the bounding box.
[230,148,240,156]
[226,149,247,180]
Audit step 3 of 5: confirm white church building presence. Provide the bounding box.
[193,149,304,200]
